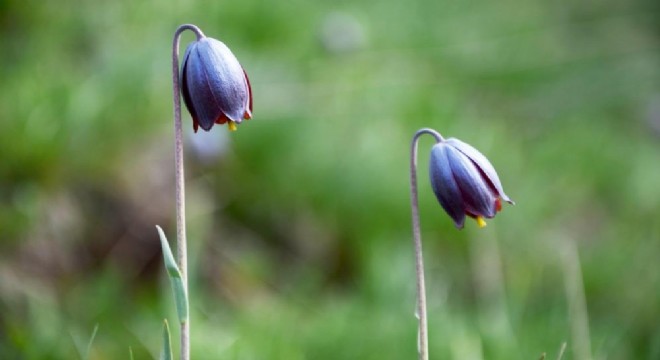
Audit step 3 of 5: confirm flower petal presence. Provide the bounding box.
[445,138,513,204]
[185,41,223,131]
[243,67,253,119]
[429,143,467,228]
[180,43,200,132]
[445,145,497,218]
[195,38,249,124]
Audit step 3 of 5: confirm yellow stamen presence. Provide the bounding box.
[476,216,487,228]
[228,121,237,131]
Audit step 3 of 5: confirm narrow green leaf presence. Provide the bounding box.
[84,324,99,360]
[556,342,567,360]
[129,346,134,360]
[156,225,189,324]
[160,320,173,360]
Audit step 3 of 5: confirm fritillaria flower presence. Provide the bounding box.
[180,37,252,132]
[161,24,255,360]
[409,128,514,360]
[429,137,513,228]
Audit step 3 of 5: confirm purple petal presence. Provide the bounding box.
[429,143,467,228]
[195,38,249,123]
[180,43,200,130]
[445,145,497,218]
[445,138,513,204]
[185,41,223,131]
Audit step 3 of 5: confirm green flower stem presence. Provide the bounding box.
[171,23,204,360]
[409,128,443,360]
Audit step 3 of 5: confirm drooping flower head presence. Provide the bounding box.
[180,37,252,132]
[429,138,513,228]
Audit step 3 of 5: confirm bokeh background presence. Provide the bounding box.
[1,0,659,358]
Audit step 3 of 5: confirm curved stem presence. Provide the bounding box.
[172,23,204,360]
[409,128,443,360]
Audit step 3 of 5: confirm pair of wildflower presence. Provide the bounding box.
[182,32,512,227]
[175,27,513,360]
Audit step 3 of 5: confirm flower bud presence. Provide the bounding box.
[180,37,252,132]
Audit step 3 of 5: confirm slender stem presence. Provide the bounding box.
[409,128,443,360]
[172,23,204,360]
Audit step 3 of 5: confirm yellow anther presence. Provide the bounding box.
[476,216,487,228]
[228,121,237,131]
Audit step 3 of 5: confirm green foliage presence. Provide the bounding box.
[156,226,188,324]
[85,324,99,360]
[160,320,173,360]
[1,0,659,359]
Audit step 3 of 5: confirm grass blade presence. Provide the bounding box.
[84,324,99,360]
[556,342,567,360]
[160,320,173,360]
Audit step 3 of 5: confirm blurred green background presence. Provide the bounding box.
[1,0,659,358]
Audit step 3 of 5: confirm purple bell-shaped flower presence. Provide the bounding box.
[429,138,513,228]
[180,37,252,132]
